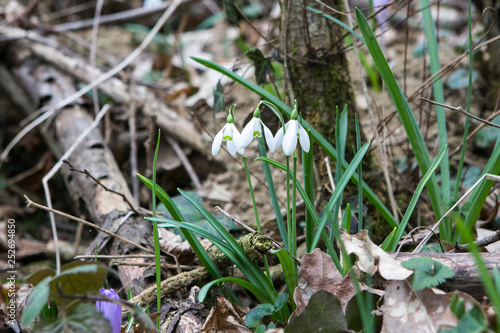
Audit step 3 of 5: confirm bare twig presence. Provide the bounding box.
[90,0,105,115]
[129,91,139,203]
[62,160,139,215]
[166,136,202,191]
[420,96,500,129]
[215,206,285,251]
[451,230,500,253]
[215,206,255,233]
[108,261,193,270]
[414,173,500,253]
[24,195,154,255]
[49,2,173,32]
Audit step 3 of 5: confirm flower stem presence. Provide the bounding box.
[291,152,298,266]
[242,154,272,282]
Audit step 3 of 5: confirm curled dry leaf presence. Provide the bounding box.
[291,248,382,321]
[201,297,251,333]
[381,280,480,333]
[341,230,413,280]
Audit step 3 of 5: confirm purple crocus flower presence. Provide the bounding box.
[96,288,122,333]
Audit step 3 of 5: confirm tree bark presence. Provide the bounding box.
[281,0,392,241]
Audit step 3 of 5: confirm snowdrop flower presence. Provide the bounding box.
[274,103,310,156]
[212,105,243,156]
[239,107,276,153]
[96,288,122,333]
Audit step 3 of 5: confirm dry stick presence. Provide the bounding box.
[24,195,154,255]
[108,261,192,270]
[413,173,500,253]
[90,0,105,116]
[215,206,285,251]
[62,160,139,215]
[165,136,202,191]
[41,104,110,273]
[324,156,335,192]
[129,93,139,203]
[395,226,443,256]
[215,206,255,234]
[42,2,97,23]
[50,2,173,32]
[0,0,183,167]
[75,254,166,259]
[471,227,500,249]
[420,96,500,129]
[451,230,500,253]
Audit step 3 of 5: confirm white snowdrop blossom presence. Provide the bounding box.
[239,108,276,153]
[212,106,243,156]
[274,106,310,156]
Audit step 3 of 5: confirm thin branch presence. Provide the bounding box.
[165,136,202,191]
[451,230,500,253]
[414,173,500,253]
[62,160,139,215]
[420,96,500,129]
[49,2,173,32]
[24,195,154,255]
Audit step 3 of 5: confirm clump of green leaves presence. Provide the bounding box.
[401,257,454,290]
[245,293,288,333]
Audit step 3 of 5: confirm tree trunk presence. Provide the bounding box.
[282,0,358,175]
[281,0,392,241]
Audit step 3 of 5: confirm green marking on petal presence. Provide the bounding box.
[253,131,261,137]
[223,135,233,141]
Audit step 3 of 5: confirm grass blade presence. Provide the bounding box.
[256,156,342,271]
[389,145,447,252]
[355,8,442,221]
[177,189,278,300]
[137,174,222,280]
[312,142,370,250]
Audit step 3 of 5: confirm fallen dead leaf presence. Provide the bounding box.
[341,230,413,280]
[202,297,251,333]
[159,228,195,265]
[290,248,383,322]
[380,280,480,333]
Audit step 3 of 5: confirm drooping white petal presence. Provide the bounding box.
[224,124,239,156]
[239,118,258,150]
[298,123,310,153]
[274,120,290,151]
[212,125,225,156]
[262,122,275,153]
[282,120,298,156]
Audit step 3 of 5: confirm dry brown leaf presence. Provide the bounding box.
[341,230,413,280]
[291,248,366,321]
[159,228,195,265]
[202,297,251,333]
[380,280,480,333]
